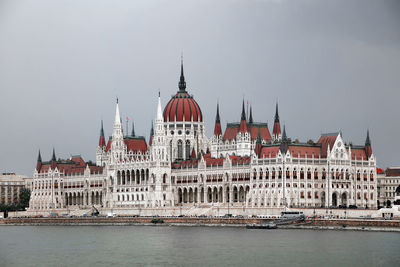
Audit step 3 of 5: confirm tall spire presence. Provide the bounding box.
[216,102,220,123]
[272,102,281,141]
[178,57,186,92]
[255,128,262,157]
[280,125,289,154]
[36,149,42,171]
[274,102,279,123]
[249,106,253,124]
[131,121,135,137]
[365,129,371,146]
[241,99,246,121]
[149,120,154,146]
[51,147,56,161]
[365,129,372,159]
[214,102,222,137]
[156,92,163,122]
[37,149,42,162]
[282,125,288,143]
[239,99,248,133]
[99,120,106,147]
[114,100,121,127]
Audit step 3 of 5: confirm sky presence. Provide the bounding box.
[0,0,399,175]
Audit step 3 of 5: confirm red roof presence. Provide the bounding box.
[349,147,367,160]
[249,124,271,142]
[163,92,202,122]
[288,145,321,158]
[385,168,400,177]
[259,146,281,158]
[223,124,239,141]
[171,154,251,169]
[37,156,103,175]
[317,134,337,158]
[124,138,147,154]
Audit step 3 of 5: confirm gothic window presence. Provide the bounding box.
[186,140,190,160]
[178,140,183,159]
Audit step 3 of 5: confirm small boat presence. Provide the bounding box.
[246,223,277,229]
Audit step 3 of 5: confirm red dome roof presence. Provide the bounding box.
[163,91,203,122]
[163,61,203,122]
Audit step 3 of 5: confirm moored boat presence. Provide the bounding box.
[246,223,277,229]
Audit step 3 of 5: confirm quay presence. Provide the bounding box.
[1,217,400,232]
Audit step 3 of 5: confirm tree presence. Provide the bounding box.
[19,188,31,209]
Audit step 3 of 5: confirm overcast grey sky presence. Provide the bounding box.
[0,0,399,175]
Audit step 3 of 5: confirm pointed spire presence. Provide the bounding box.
[156,92,163,122]
[36,149,42,171]
[280,125,289,154]
[274,102,279,123]
[216,102,220,123]
[241,99,246,121]
[282,125,287,143]
[178,57,186,92]
[131,121,135,137]
[149,120,154,146]
[249,106,253,124]
[365,129,372,159]
[51,148,56,161]
[100,120,104,137]
[37,149,42,162]
[256,128,261,144]
[239,100,248,133]
[255,128,262,157]
[99,120,106,147]
[272,102,281,141]
[114,100,121,127]
[365,129,371,146]
[214,102,222,137]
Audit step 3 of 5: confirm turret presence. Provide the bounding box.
[255,128,262,157]
[214,103,222,137]
[111,99,125,163]
[149,120,154,146]
[365,130,372,159]
[152,93,167,162]
[280,125,289,154]
[98,120,106,147]
[249,106,254,124]
[239,100,248,133]
[272,102,281,141]
[51,148,57,169]
[36,149,42,171]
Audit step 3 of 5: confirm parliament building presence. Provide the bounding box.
[29,62,378,215]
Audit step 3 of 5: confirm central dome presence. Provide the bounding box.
[163,62,203,122]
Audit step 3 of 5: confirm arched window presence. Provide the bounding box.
[177,140,183,159]
[185,140,190,160]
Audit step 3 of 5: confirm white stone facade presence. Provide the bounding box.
[29,66,378,213]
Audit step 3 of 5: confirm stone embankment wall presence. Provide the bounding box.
[1,217,399,228]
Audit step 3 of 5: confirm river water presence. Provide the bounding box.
[0,226,399,266]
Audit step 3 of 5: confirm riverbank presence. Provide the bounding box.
[1,217,399,232]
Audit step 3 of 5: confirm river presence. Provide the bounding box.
[0,226,399,266]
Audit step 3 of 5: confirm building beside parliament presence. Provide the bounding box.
[29,62,378,214]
